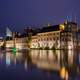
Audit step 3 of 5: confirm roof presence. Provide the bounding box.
[39,25,60,33]
[67,22,77,25]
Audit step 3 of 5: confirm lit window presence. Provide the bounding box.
[50,38,52,40]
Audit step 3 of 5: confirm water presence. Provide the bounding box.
[0,49,80,80]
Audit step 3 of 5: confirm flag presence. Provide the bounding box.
[6,27,12,37]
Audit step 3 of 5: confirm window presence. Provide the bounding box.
[54,38,55,41]
[53,33,55,35]
[50,38,52,41]
[57,33,59,35]
[44,38,46,41]
[57,37,59,40]
[38,39,40,41]
[41,38,42,41]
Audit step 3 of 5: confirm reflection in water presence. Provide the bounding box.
[79,53,80,64]
[6,52,11,66]
[5,50,32,69]
[30,49,80,79]
[31,50,61,70]
[24,59,28,70]
[3,49,79,71]
[68,50,73,66]
[0,53,3,60]
[0,49,79,79]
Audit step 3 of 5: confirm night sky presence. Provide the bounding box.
[0,0,80,36]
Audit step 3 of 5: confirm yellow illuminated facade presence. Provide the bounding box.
[30,22,78,52]
[1,21,78,51]
[30,31,60,49]
[6,38,27,51]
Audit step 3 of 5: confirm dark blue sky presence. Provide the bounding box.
[0,0,80,35]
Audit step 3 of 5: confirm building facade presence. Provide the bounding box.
[2,21,78,51]
[6,38,27,51]
[30,22,78,50]
[30,31,60,49]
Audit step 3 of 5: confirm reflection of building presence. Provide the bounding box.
[30,50,61,70]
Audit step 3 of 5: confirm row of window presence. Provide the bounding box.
[61,37,72,41]
[32,43,58,47]
[61,33,72,36]
[32,37,60,42]
[38,32,60,37]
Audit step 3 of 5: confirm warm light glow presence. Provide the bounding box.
[48,23,51,27]
[65,70,69,80]
[60,67,66,79]
[60,67,69,80]
[59,24,65,31]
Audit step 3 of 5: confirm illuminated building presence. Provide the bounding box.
[30,31,60,49]
[30,25,60,49]
[2,21,78,51]
[30,22,78,50]
[6,38,27,51]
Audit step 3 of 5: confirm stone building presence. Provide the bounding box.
[30,22,78,50]
[6,38,27,51]
[4,21,78,51]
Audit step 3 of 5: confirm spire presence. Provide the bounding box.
[64,17,68,24]
[64,19,68,24]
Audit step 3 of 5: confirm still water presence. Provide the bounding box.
[0,49,80,80]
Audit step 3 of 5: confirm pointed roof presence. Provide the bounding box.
[6,27,12,37]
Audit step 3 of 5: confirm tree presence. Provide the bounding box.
[26,36,32,49]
